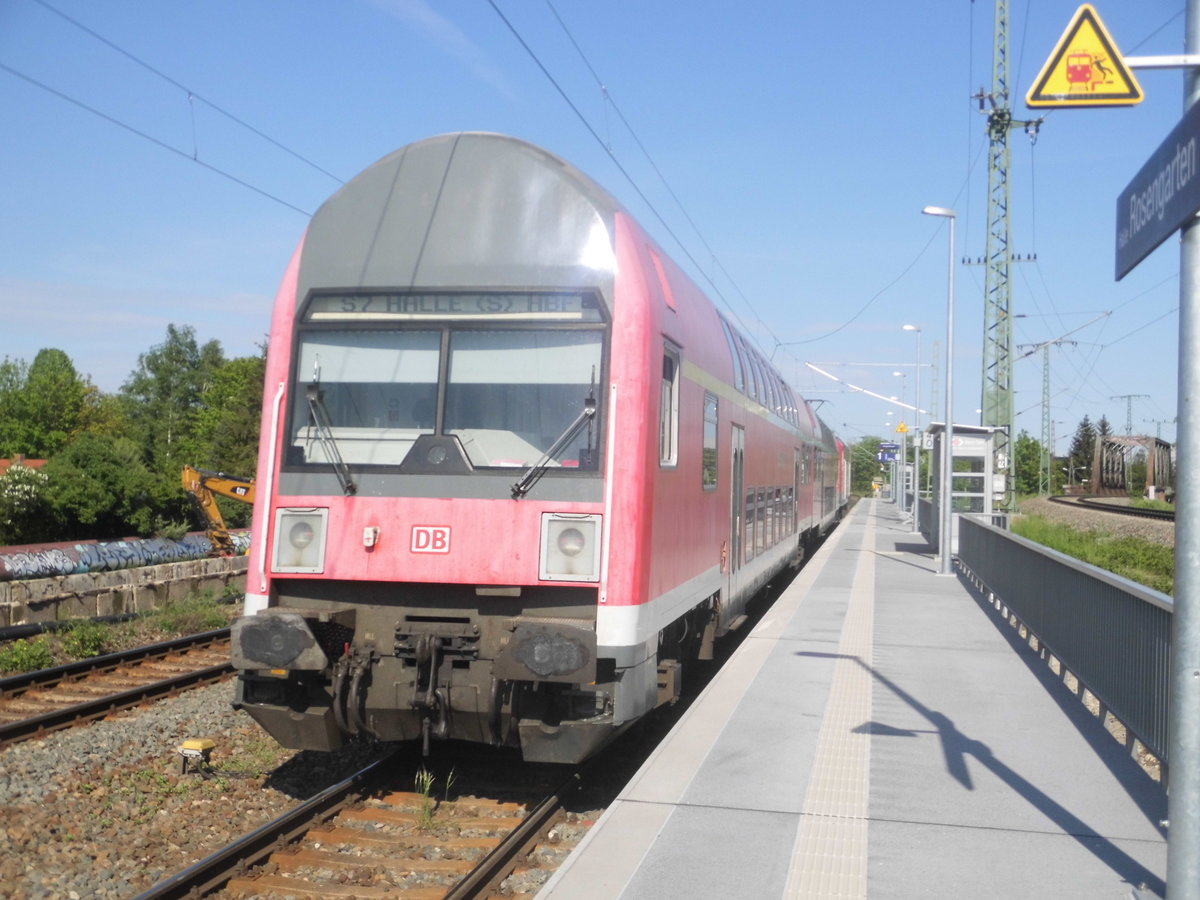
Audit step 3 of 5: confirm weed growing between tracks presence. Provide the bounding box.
[414,765,458,831]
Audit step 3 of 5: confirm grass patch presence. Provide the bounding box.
[1012,514,1174,595]
[0,589,239,674]
[149,591,231,633]
[1130,497,1174,512]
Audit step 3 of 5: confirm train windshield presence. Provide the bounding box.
[289,324,603,472]
[445,330,599,468]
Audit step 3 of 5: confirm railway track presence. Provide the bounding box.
[132,750,595,900]
[0,628,233,748]
[1048,494,1176,522]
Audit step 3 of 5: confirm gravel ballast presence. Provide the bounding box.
[0,680,387,899]
[1017,496,1175,547]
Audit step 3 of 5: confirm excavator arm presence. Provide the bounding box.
[182,465,255,555]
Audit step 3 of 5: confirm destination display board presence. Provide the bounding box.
[304,291,605,322]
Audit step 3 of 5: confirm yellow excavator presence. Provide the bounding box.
[182,465,255,556]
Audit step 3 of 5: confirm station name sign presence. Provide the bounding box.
[1116,100,1200,279]
[304,291,603,322]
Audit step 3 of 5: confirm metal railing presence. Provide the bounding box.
[957,514,1173,769]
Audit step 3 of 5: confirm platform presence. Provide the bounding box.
[537,499,1168,899]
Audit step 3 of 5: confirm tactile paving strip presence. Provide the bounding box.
[784,508,876,898]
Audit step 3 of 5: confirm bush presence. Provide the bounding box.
[0,637,54,673]
[62,620,111,659]
[0,463,52,544]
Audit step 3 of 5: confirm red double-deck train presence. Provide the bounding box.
[232,133,848,763]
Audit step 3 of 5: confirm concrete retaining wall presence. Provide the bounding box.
[0,555,249,627]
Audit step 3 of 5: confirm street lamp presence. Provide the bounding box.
[892,372,907,514]
[922,205,956,576]
[903,324,922,535]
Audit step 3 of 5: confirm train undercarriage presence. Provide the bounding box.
[231,581,642,764]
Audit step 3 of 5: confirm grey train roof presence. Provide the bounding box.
[297,132,622,306]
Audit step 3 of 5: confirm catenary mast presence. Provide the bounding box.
[975,0,1040,509]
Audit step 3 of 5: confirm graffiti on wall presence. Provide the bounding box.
[0,531,252,581]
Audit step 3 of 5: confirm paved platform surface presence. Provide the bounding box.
[537,499,1167,899]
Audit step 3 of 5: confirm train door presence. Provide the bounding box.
[794,447,803,539]
[728,424,745,604]
[815,448,826,521]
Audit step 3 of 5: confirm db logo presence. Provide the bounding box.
[411,525,451,554]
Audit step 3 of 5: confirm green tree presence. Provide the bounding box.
[850,437,885,495]
[120,325,227,530]
[1013,430,1044,496]
[1128,452,1148,498]
[188,353,265,529]
[121,324,226,468]
[44,433,157,539]
[23,349,88,456]
[0,357,31,457]
[0,350,92,458]
[77,388,135,444]
[1066,415,1096,488]
[192,354,265,478]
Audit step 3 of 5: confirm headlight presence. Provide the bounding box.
[289,521,315,549]
[556,527,586,557]
[540,513,601,582]
[272,508,328,573]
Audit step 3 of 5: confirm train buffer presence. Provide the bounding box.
[538,499,1167,899]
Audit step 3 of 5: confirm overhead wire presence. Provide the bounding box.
[0,61,312,217]
[785,137,989,350]
[1007,4,1186,435]
[30,0,344,186]
[488,0,764,348]
[541,0,774,348]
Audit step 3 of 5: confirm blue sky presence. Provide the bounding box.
[0,0,1186,453]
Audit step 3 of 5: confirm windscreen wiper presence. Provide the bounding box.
[306,383,357,495]
[511,397,597,498]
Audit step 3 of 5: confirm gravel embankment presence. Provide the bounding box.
[0,680,388,900]
[1016,497,1175,547]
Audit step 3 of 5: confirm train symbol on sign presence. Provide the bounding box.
[1065,51,1112,92]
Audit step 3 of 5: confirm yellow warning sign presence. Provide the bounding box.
[1025,4,1143,108]
[896,422,909,433]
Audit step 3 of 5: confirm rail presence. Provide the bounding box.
[129,752,400,900]
[956,514,1173,771]
[131,752,582,900]
[0,629,234,747]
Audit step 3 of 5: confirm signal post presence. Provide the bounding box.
[1028,3,1200,894]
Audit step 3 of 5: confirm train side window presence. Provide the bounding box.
[720,318,744,393]
[744,490,756,562]
[737,334,758,401]
[660,346,680,467]
[649,247,678,312]
[755,488,766,556]
[748,353,767,408]
[702,392,718,490]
